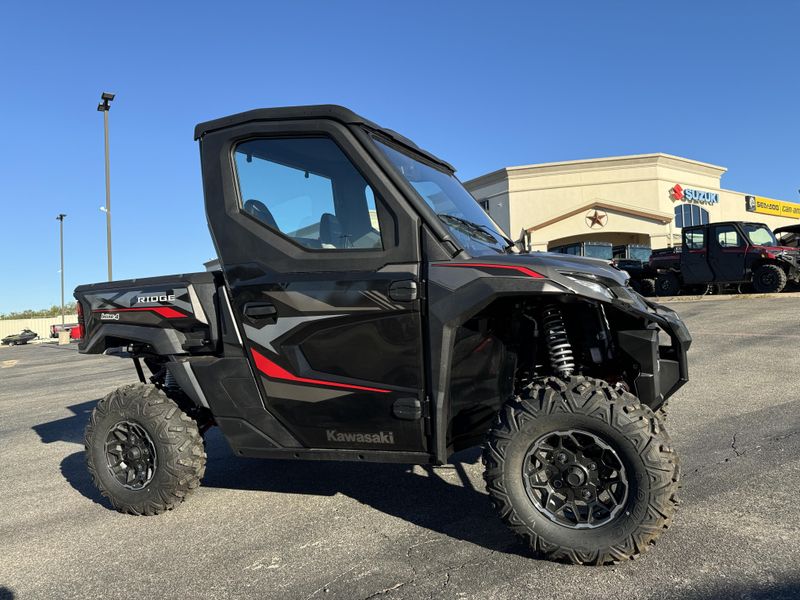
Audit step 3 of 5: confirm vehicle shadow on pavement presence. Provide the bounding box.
[39,410,524,554]
[31,399,114,509]
[32,400,97,445]
[0,586,15,600]
[60,451,112,509]
[684,579,800,600]
[198,430,527,556]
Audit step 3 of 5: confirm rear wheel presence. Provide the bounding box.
[85,383,206,515]
[655,273,680,296]
[483,376,679,565]
[752,264,787,293]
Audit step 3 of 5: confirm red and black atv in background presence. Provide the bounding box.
[646,222,800,296]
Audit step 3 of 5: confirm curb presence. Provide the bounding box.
[656,291,800,303]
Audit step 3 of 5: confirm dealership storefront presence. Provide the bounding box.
[464,153,798,252]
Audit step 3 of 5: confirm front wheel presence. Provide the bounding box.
[752,264,787,293]
[483,377,679,565]
[85,383,206,515]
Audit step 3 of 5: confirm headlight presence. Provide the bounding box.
[564,275,615,300]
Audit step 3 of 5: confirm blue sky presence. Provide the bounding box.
[1,1,798,312]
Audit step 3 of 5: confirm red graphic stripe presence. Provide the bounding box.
[251,348,390,394]
[438,262,545,279]
[93,307,187,319]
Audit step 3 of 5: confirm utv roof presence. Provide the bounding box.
[684,221,768,228]
[774,224,800,234]
[194,104,455,172]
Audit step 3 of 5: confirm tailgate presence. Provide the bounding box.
[74,272,220,354]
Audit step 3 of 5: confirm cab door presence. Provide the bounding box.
[708,224,748,282]
[681,227,714,284]
[200,119,427,453]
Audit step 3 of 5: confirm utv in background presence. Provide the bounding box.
[613,244,652,263]
[612,244,654,294]
[650,221,800,295]
[549,240,613,261]
[775,224,800,248]
[75,105,690,565]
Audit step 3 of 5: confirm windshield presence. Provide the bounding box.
[374,139,511,255]
[743,224,777,246]
[628,246,652,261]
[584,244,613,260]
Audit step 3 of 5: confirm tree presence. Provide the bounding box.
[0,303,78,320]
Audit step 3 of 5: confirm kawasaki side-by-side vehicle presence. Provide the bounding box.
[75,106,690,565]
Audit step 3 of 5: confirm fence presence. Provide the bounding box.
[0,315,79,341]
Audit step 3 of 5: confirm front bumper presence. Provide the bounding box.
[615,298,692,410]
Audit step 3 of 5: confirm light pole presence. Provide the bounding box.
[97,92,115,281]
[56,214,67,325]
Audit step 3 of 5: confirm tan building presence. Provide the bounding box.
[464,153,800,254]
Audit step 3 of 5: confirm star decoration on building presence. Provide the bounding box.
[585,209,608,229]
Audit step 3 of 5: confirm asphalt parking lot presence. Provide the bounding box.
[1,297,799,599]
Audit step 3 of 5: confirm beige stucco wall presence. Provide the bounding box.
[466,153,798,251]
[0,315,78,340]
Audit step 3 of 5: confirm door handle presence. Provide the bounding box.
[388,280,418,302]
[243,302,277,322]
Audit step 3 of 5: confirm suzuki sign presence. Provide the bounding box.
[670,184,719,205]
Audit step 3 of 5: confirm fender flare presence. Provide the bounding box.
[81,324,187,355]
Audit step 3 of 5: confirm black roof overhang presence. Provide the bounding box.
[194,104,455,172]
[774,224,800,235]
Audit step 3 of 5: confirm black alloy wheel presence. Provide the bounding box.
[105,420,157,490]
[522,429,628,529]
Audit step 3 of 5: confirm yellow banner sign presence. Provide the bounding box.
[745,195,800,219]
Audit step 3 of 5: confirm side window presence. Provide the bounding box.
[234,137,384,250]
[715,225,743,247]
[685,230,706,250]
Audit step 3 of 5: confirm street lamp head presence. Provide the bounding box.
[56,213,67,221]
[98,92,115,111]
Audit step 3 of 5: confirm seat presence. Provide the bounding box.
[243,199,278,230]
[319,212,348,248]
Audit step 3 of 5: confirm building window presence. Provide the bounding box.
[479,200,490,213]
[674,204,709,228]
